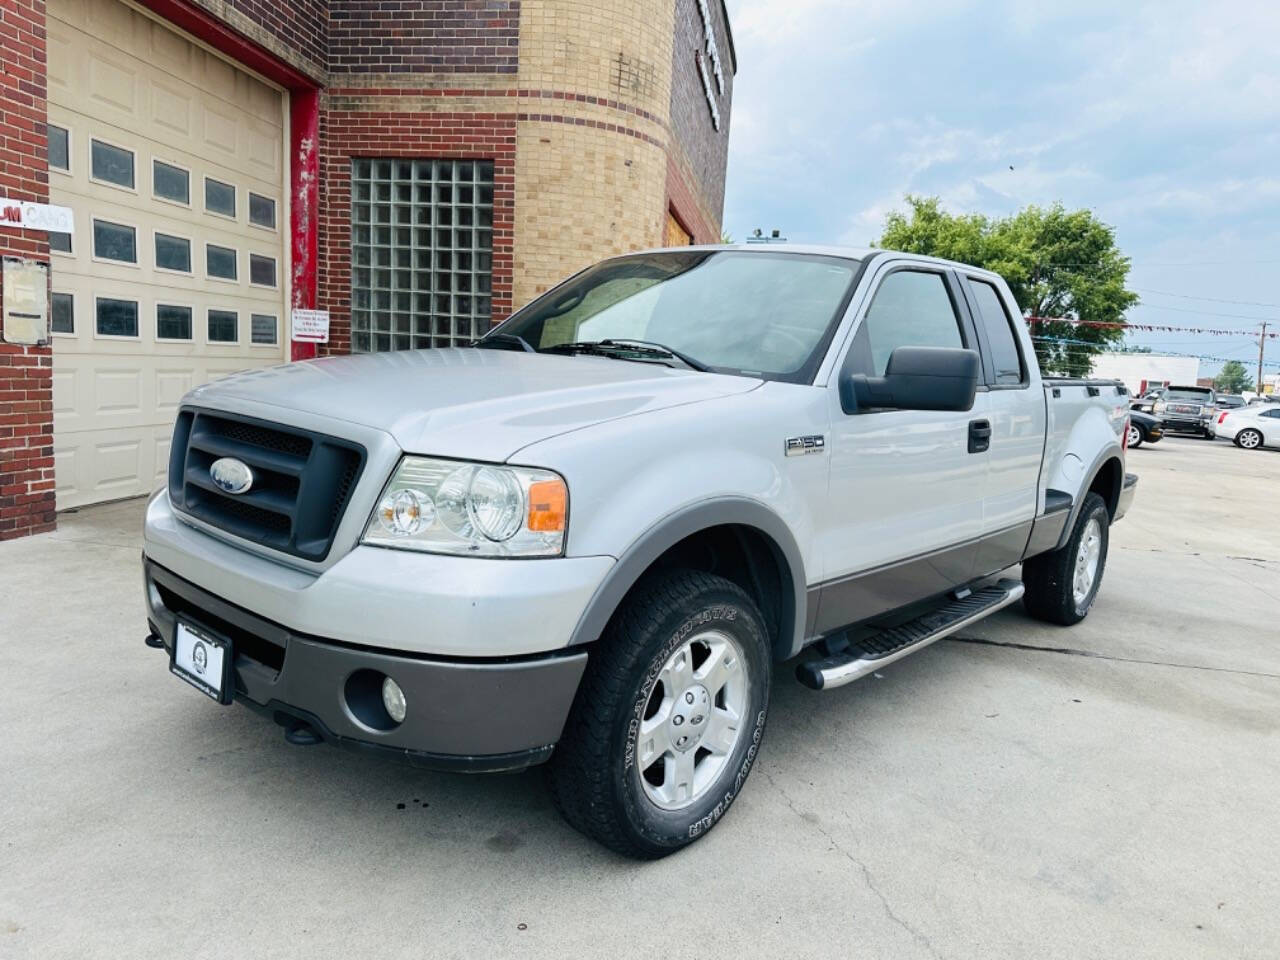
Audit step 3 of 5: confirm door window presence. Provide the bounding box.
[968,279,1025,384]
[854,270,964,375]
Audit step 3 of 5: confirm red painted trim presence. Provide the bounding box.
[290,88,319,361]
[132,0,318,89]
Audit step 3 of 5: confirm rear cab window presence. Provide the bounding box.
[966,278,1026,385]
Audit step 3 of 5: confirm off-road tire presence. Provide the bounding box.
[1022,492,1110,626]
[545,569,771,859]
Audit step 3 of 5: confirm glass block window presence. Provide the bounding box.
[350,158,495,352]
[51,293,74,334]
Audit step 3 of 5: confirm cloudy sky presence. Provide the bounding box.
[720,0,1280,377]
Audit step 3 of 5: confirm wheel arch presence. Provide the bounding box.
[1055,448,1124,550]
[567,498,808,662]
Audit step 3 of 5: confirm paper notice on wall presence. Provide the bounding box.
[291,309,330,343]
[2,257,49,345]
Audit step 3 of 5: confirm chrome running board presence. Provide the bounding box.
[796,579,1025,690]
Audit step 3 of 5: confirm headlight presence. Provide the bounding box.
[1152,402,1165,414]
[362,456,567,557]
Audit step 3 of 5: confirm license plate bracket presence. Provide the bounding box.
[170,619,233,704]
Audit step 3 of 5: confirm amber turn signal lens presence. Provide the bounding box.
[526,478,568,532]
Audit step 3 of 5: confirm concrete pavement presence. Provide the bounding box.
[2,436,1277,959]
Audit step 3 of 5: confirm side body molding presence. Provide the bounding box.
[567,497,809,661]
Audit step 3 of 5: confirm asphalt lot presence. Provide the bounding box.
[2,435,1278,959]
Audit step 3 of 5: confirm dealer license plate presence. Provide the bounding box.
[170,620,232,703]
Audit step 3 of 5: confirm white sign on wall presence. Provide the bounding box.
[290,308,330,344]
[291,308,330,344]
[0,199,75,234]
[695,0,725,131]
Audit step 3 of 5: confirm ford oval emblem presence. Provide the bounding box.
[210,457,254,495]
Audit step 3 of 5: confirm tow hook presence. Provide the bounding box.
[144,632,165,650]
[284,723,323,746]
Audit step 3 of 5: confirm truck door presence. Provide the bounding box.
[959,275,1046,577]
[814,263,989,634]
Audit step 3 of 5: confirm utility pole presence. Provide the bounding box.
[1259,321,1268,395]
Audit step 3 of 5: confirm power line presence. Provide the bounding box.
[1133,287,1280,308]
[1027,336,1280,369]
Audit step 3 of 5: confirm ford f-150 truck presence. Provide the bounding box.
[142,246,1137,858]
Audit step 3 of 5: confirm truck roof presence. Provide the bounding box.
[630,243,1010,286]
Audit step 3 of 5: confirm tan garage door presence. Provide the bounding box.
[46,0,288,509]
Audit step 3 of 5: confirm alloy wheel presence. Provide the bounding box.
[1072,517,1103,607]
[635,629,749,811]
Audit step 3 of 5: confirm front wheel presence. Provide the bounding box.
[1236,428,1263,450]
[1126,423,1143,448]
[546,569,771,858]
[1022,492,1110,625]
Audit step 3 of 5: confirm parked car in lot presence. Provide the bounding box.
[141,246,1136,857]
[1152,385,1217,437]
[1126,409,1164,448]
[1131,388,1165,414]
[1212,404,1280,449]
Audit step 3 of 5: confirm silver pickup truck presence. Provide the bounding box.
[141,246,1137,858]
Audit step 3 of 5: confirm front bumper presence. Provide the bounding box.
[1161,416,1212,433]
[144,559,588,771]
[143,489,613,658]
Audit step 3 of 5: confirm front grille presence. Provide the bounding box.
[169,408,366,562]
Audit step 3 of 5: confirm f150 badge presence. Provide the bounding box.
[785,435,826,457]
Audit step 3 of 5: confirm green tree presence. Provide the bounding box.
[1213,360,1254,393]
[876,196,1139,376]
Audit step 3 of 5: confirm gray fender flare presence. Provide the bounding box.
[567,497,808,661]
[1056,444,1124,551]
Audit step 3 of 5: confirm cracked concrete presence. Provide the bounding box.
[1,436,1278,959]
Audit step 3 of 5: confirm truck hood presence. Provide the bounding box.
[186,348,762,462]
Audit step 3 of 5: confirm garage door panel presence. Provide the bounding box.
[152,82,194,138]
[49,0,288,510]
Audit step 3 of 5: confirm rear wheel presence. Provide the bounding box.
[1236,428,1263,450]
[546,569,771,859]
[1023,492,1110,626]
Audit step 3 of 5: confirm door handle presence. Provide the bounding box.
[968,419,991,454]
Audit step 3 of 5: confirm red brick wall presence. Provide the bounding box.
[665,156,716,244]
[329,1,520,75]
[227,0,328,73]
[316,105,516,355]
[0,0,55,540]
[667,0,733,233]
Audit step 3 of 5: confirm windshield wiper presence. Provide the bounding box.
[542,339,709,372]
[472,332,535,353]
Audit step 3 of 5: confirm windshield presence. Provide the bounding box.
[1167,387,1213,401]
[489,251,860,382]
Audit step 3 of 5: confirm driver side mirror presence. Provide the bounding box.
[840,346,980,414]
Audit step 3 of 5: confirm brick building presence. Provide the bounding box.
[0,0,736,539]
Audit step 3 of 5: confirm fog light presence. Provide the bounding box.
[382,677,407,724]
